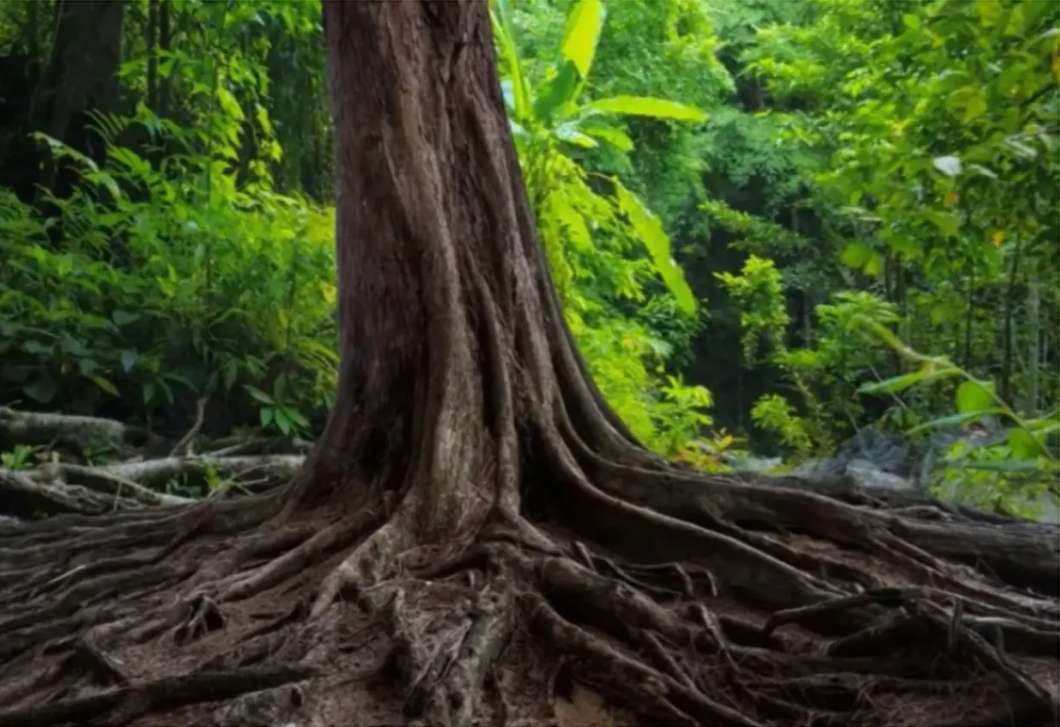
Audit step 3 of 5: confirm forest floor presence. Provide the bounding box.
[1,405,1058,727]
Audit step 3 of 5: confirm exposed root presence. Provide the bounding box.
[0,476,1056,727]
[66,634,130,687]
[760,587,912,638]
[220,509,380,602]
[0,664,316,727]
[0,406,165,455]
[174,594,227,647]
[529,592,762,727]
[386,578,517,727]
[311,516,415,618]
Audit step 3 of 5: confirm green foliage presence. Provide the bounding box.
[0,444,40,471]
[493,0,716,455]
[717,254,911,456]
[0,109,338,432]
[0,0,719,462]
[751,394,812,455]
[856,322,1059,517]
[245,379,312,438]
[714,256,789,363]
[1,0,1057,516]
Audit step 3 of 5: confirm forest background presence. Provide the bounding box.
[0,0,1057,518]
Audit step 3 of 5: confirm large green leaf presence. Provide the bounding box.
[858,365,962,395]
[555,122,599,148]
[955,380,995,414]
[581,96,707,122]
[1008,428,1048,459]
[840,241,882,276]
[580,124,633,151]
[533,61,581,125]
[906,408,1005,434]
[559,0,605,79]
[614,181,696,315]
[490,2,530,122]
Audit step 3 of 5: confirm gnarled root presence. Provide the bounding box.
[0,457,1057,727]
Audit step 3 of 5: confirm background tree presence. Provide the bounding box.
[0,3,1057,727]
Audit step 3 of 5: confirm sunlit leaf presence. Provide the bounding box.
[840,241,872,268]
[1008,428,1048,459]
[955,380,995,414]
[90,375,120,397]
[614,181,696,315]
[555,122,599,148]
[582,96,707,122]
[559,0,605,79]
[490,2,530,121]
[533,61,581,124]
[858,365,963,395]
[580,124,633,151]
[907,409,1006,434]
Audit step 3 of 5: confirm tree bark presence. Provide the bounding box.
[1000,237,1022,405]
[0,3,1056,727]
[32,0,125,204]
[159,0,171,117]
[147,0,159,112]
[1025,276,1041,416]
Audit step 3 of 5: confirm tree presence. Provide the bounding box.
[0,0,126,204]
[0,3,1057,726]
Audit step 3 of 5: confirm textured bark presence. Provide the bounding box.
[0,3,1057,727]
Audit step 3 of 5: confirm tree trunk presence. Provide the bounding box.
[895,256,908,374]
[1025,276,1041,416]
[32,0,125,204]
[159,0,172,117]
[0,3,1057,727]
[147,0,158,112]
[1000,237,1022,406]
[964,263,976,370]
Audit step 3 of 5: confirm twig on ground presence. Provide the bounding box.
[169,396,209,457]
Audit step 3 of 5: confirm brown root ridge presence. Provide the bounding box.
[0,397,1057,727]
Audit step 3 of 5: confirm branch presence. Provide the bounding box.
[0,406,166,454]
[0,454,303,520]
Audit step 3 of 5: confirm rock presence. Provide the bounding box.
[790,456,917,494]
[835,428,916,477]
[722,452,782,472]
[845,459,917,492]
[789,427,919,490]
[790,457,847,485]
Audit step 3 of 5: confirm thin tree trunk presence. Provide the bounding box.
[1025,275,1041,415]
[147,0,158,111]
[33,0,125,203]
[895,256,907,373]
[964,263,975,370]
[1000,237,1022,405]
[27,1,39,60]
[159,0,171,116]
